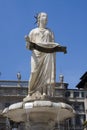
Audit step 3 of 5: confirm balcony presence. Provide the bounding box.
[0,80,28,87]
[0,80,28,96]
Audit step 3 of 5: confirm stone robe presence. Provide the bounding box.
[27,28,57,94]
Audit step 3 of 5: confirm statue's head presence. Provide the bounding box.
[35,12,48,28]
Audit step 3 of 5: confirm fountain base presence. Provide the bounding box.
[2,99,75,130]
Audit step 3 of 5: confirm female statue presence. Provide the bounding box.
[25,12,66,95]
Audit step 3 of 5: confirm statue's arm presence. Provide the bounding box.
[25,35,34,50]
[55,46,67,54]
[50,31,67,54]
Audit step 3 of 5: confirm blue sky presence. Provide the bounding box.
[0,0,87,88]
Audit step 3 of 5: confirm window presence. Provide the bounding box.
[74,92,79,98]
[79,102,84,112]
[65,91,70,97]
[73,102,84,112]
[74,104,79,111]
[81,92,84,98]
[75,115,81,126]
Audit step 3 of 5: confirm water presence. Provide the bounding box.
[25,108,31,130]
[6,118,11,130]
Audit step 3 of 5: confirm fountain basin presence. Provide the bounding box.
[2,100,75,123]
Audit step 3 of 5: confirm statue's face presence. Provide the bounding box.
[38,13,48,26]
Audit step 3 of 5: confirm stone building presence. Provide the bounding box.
[0,72,87,130]
[0,80,28,130]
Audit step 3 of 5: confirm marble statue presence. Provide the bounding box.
[25,12,67,95]
[2,13,75,130]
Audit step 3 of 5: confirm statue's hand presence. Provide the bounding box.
[63,47,67,54]
[26,42,34,50]
[25,36,34,50]
[25,35,29,42]
[26,42,29,49]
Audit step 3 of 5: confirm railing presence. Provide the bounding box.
[0,80,28,96]
[0,80,28,87]
[0,89,28,96]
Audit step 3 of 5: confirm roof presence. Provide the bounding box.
[80,72,87,80]
[76,72,87,88]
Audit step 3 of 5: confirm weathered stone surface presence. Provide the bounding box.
[25,12,67,95]
[2,100,75,123]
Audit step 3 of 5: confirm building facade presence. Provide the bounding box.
[0,72,87,130]
[0,80,28,130]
